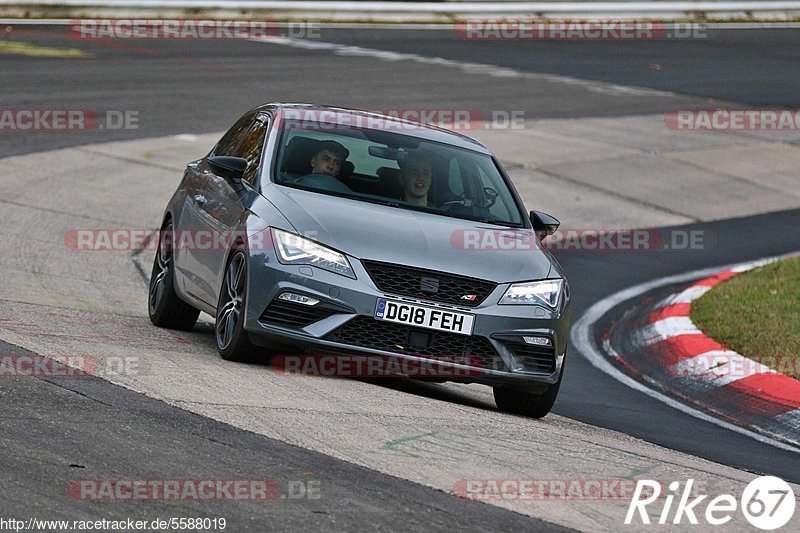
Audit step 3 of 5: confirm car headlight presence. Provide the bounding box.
[499,279,563,308]
[272,228,355,279]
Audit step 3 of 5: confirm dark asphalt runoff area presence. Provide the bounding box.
[0,341,571,531]
[1,24,799,528]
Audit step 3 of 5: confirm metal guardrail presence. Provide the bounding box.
[3,0,800,19]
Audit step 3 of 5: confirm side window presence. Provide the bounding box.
[237,116,270,184]
[212,114,254,157]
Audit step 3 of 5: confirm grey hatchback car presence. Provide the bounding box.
[148,103,570,418]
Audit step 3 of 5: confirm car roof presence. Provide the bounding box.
[254,102,493,155]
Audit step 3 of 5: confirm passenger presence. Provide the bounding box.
[398,154,433,206]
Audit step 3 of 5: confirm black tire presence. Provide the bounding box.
[493,355,565,419]
[215,246,260,362]
[148,221,200,330]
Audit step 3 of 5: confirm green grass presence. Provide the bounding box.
[0,41,91,58]
[691,256,800,380]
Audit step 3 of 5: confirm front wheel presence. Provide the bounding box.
[215,247,260,362]
[493,356,565,418]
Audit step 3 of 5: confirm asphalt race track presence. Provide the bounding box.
[1,24,799,531]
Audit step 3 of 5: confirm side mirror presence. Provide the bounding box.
[530,210,560,238]
[208,156,247,183]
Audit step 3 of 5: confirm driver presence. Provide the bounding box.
[309,140,348,177]
[398,154,433,206]
[295,140,352,193]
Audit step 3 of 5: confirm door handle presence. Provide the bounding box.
[193,194,207,205]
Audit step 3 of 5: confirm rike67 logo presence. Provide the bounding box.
[626,477,796,530]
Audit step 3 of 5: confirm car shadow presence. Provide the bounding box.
[356,377,497,412]
[185,319,498,413]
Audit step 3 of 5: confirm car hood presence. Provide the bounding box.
[268,187,554,283]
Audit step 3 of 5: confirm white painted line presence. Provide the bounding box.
[645,316,701,341]
[730,261,769,273]
[570,251,800,453]
[251,35,676,98]
[658,285,711,306]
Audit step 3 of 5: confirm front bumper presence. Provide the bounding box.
[243,251,570,389]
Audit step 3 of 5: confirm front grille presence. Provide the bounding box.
[325,316,503,371]
[361,260,496,307]
[260,299,337,328]
[506,342,556,373]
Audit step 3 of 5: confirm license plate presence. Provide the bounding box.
[374,299,475,336]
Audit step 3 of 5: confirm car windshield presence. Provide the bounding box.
[273,120,524,226]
